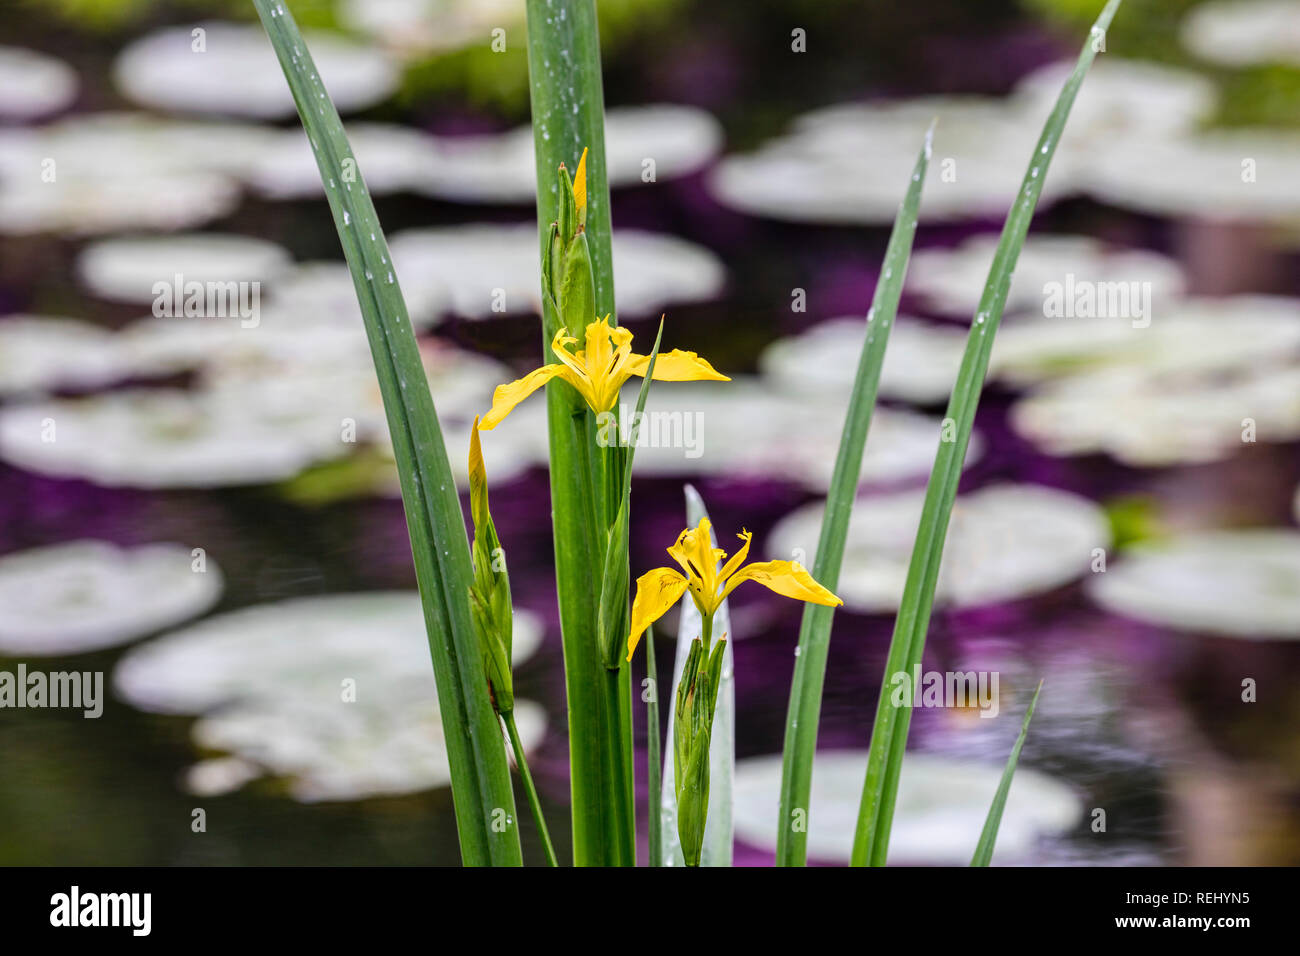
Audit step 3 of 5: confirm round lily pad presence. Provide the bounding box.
[338,0,524,57]
[248,124,440,199]
[624,378,978,490]
[113,22,398,119]
[1013,57,1216,143]
[1083,129,1300,222]
[732,751,1081,864]
[413,105,723,202]
[0,316,126,397]
[1182,0,1300,68]
[709,96,1074,224]
[0,541,222,655]
[0,45,78,120]
[906,233,1186,318]
[768,483,1110,610]
[1012,361,1300,466]
[388,224,724,319]
[1089,530,1300,638]
[77,233,293,304]
[114,592,546,801]
[759,316,968,405]
[0,388,349,489]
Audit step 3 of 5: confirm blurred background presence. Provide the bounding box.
[2,0,1300,866]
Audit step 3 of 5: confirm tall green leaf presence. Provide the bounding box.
[523,0,635,865]
[660,485,734,867]
[851,0,1122,867]
[774,126,933,867]
[971,681,1044,867]
[253,0,521,866]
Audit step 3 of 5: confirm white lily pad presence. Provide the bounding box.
[191,695,546,802]
[1013,57,1216,143]
[269,260,446,330]
[906,233,1186,318]
[0,112,279,180]
[0,541,222,655]
[992,296,1300,387]
[709,96,1073,224]
[625,378,979,490]
[1011,362,1300,466]
[732,751,1081,864]
[414,104,724,202]
[115,592,543,714]
[0,388,349,489]
[0,169,240,236]
[1084,129,1300,222]
[1089,530,1300,638]
[201,337,510,440]
[114,592,546,801]
[0,316,126,396]
[338,0,524,57]
[768,483,1110,611]
[184,756,265,797]
[117,313,367,379]
[388,224,724,318]
[113,21,398,119]
[1182,0,1300,68]
[77,233,293,304]
[0,46,78,120]
[758,316,969,405]
[248,124,440,199]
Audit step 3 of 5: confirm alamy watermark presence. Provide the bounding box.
[1042,273,1151,328]
[0,665,103,718]
[888,665,1000,717]
[596,404,703,459]
[152,273,261,328]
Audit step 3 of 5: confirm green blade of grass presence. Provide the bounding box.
[971,680,1044,867]
[774,126,932,868]
[851,0,1122,868]
[253,0,521,866]
[523,0,635,866]
[659,485,734,867]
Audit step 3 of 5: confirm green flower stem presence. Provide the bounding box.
[525,0,635,865]
[503,709,558,867]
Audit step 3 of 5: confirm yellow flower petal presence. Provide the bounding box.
[583,316,617,381]
[468,415,488,527]
[628,349,730,383]
[479,363,568,430]
[627,566,689,661]
[573,147,588,216]
[717,529,752,584]
[722,560,842,607]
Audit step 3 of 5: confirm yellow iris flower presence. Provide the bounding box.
[478,317,729,430]
[626,518,842,660]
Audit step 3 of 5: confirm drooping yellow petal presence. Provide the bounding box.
[573,147,588,217]
[721,560,842,607]
[627,349,730,383]
[627,566,689,660]
[479,363,570,430]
